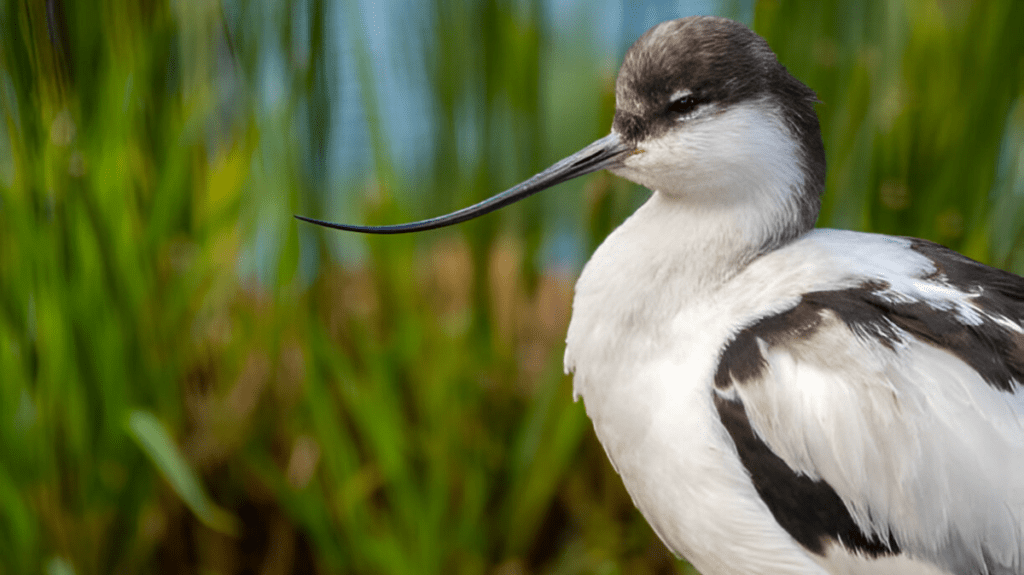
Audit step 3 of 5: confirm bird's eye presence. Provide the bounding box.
[667,95,701,117]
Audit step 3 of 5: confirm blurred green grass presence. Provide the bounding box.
[1,1,1022,574]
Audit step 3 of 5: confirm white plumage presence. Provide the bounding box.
[568,227,1024,574]
[299,15,1024,575]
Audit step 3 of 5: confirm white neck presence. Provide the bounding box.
[569,190,765,336]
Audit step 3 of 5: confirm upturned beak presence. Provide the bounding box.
[295,133,635,234]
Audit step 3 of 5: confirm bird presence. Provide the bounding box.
[297,16,1024,575]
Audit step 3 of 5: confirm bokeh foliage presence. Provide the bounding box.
[1,1,1022,574]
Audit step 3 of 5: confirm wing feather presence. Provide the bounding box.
[714,243,1024,574]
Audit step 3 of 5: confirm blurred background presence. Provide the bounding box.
[2,0,1023,573]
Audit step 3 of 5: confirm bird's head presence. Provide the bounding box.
[610,17,823,231]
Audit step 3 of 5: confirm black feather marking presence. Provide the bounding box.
[715,275,1024,393]
[909,238,1024,319]
[713,393,900,557]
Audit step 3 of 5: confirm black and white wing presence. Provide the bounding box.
[714,239,1024,575]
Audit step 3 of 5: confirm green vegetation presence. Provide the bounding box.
[1,1,1021,574]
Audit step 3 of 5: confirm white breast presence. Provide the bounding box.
[564,220,942,575]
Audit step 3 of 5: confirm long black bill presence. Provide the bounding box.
[295,133,634,234]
